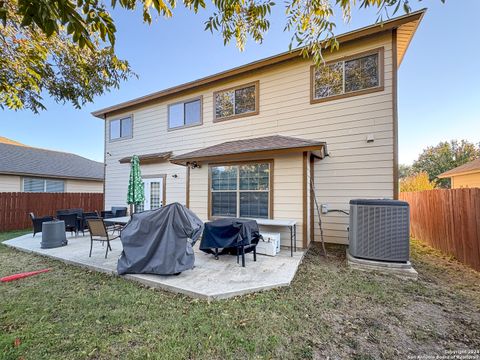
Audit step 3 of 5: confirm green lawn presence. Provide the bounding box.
[1,230,479,360]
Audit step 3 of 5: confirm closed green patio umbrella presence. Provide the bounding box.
[127,155,144,213]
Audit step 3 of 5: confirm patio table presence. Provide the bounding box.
[254,219,297,257]
[102,216,131,235]
[103,216,131,226]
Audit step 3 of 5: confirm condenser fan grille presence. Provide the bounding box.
[349,200,410,262]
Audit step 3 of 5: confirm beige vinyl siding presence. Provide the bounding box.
[104,158,186,209]
[65,179,104,193]
[451,173,480,189]
[0,175,21,192]
[105,32,394,245]
[0,175,103,193]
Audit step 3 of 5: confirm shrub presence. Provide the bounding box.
[400,172,436,192]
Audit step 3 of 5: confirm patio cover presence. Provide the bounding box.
[117,203,203,275]
[170,135,327,166]
[119,151,172,165]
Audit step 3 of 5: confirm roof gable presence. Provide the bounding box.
[438,158,480,178]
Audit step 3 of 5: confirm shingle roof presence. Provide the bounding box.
[0,143,104,181]
[170,135,326,165]
[438,158,480,178]
[0,136,25,146]
[92,10,425,119]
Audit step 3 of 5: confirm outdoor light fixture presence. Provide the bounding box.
[172,174,178,178]
[188,162,201,169]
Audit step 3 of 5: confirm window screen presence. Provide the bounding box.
[23,178,45,192]
[210,163,270,218]
[313,51,381,101]
[110,117,133,140]
[168,98,202,129]
[23,178,65,192]
[215,83,257,120]
[46,179,65,192]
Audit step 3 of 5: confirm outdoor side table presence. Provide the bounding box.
[41,221,68,249]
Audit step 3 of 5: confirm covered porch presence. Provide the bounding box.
[170,135,328,250]
[4,232,304,300]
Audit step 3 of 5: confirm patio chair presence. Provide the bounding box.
[56,208,83,219]
[80,211,100,234]
[56,209,70,217]
[29,213,54,237]
[101,207,127,219]
[236,238,260,267]
[57,213,80,236]
[86,219,120,258]
[113,208,127,217]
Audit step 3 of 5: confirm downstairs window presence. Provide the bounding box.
[210,162,271,219]
[23,177,65,192]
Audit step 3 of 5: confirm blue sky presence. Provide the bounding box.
[1,1,478,164]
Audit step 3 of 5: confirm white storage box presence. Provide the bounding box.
[257,232,281,256]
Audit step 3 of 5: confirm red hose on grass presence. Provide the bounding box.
[1,269,51,282]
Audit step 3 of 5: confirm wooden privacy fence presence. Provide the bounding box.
[0,192,104,232]
[400,189,480,271]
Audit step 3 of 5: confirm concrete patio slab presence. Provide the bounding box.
[3,232,304,300]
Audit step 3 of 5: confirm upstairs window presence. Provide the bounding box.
[311,48,383,103]
[214,82,259,121]
[168,97,202,129]
[110,116,133,140]
[23,178,65,192]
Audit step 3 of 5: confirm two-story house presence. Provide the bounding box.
[93,10,425,249]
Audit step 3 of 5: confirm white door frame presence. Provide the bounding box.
[141,174,166,211]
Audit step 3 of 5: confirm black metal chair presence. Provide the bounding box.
[101,207,127,219]
[236,237,260,267]
[57,213,80,236]
[80,211,100,234]
[87,219,120,258]
[29,213,54,237]
[56,209,70,217]
[113,208,127,217]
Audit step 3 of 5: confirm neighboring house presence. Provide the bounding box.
[438,158,480,189]
[93,10,425,248]
[0,138,104,193]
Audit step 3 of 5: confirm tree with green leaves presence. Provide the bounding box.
[398,164,412,179]
[412,140,480,188]
[1,0,434,112]
[0,0,135,113]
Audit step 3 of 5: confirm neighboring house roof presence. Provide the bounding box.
[92,9,425,119]
[438,158,480,178]
[0,136,25,146]
[0,143,104,181]
[170,135,327,165]
[119,152,172,164]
